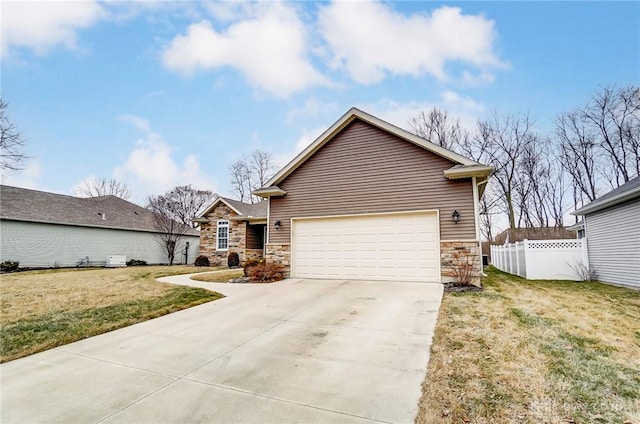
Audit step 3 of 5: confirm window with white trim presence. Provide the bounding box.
[216,220,229,251]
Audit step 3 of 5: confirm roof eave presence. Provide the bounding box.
[253,186,287,198]
[197,197,243,219]
[566,221,584,231]
[229,216,267,224]
[1,217,200,236]
[572,188,640,216]
[443,165,493,180]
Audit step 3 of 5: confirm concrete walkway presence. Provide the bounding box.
[1,274,443,424]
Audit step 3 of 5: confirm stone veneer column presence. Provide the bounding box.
[440,241,482,285]
[228,221,247,263]
[265,243,291,278]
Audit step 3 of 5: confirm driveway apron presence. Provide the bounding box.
[1,275,443,424]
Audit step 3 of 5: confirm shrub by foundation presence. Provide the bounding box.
[243,258,263,276]
[1,261,19,272]
[246,261,284,283]
[227,251,240,268]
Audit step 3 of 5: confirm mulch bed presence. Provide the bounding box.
[443,283,483,293]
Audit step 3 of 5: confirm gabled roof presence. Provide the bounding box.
[195,197,267,221]
[254,107,492,196]
[0,185,199,236]
[572,176,640,216]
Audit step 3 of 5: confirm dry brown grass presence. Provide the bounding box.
[0,266,197,324]
[189,269,245,283]
[0,266,221,362]
[418,267,640,424]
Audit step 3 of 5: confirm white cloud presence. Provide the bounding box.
[162,3,329,97]
[0,159,42,189]
[1,0,105,56]
[202,2,250,23]
[70,174,98,197]
[118,114,151,133]
[113,114,216,201]
[113,132,217,203]
[318,1,505,84]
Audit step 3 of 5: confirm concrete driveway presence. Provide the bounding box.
[1,275,443,424]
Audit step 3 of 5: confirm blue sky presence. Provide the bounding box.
[2,1,639,206]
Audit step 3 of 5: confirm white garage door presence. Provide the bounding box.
[292,212,440,282]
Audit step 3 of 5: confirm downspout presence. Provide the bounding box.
[476,177,490,277]
[266,196,271,245]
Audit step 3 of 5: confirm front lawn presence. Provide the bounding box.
[418,267,640,423]
[0,266,222,362]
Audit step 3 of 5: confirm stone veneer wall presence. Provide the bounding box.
[199,204,247,266]
[245,249,264,261]
[440,241,482,285]
[265,243,291,278]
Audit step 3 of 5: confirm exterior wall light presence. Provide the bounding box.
[452,210,460,223]
[274,220,281,230]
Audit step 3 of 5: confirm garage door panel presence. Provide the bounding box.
[292,212,440,282]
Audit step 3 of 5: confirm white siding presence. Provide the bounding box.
[0,220,200,268]
[585,199,640,288]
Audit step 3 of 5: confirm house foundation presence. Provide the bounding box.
[440,240,482,285]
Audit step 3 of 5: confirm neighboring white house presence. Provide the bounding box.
[0,185,200,268]
[572,177,640,289]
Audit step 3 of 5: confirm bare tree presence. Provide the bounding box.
[582,85,640,186]
[478,188,500,242]
[150,185,217,228]
[556,85,640,208]
[0,99,27,172]
[407,108,468,150]
[229,149,277,203]
[146,194,189,265]
[476,111,537,230]
[249,150,276,189]
[556,111,599,204]
[516,139,553,228]
[545,158,568,227]
[229,160,251,203]
[75,177,132,200]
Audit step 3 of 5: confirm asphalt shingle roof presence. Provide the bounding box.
[220,197,267,218]
[573,176,640,215]
[0,185,199,235]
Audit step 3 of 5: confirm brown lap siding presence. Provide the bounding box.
[269,119,476,244]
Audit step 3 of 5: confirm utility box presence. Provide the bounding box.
[106,255,127,268]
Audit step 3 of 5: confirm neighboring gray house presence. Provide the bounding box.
[0,185,200,268]
[572,177,640,288]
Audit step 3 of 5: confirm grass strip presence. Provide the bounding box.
[417,267,640,423]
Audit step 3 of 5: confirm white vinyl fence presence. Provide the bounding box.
[491,239,589,281]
